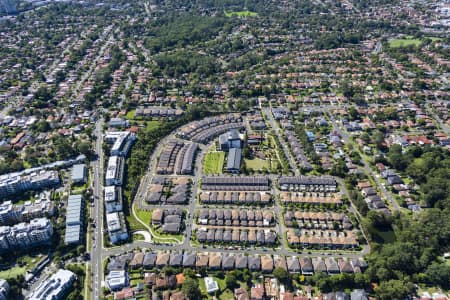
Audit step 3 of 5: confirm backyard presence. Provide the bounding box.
[243,135,282,173]
[198,276,248,300]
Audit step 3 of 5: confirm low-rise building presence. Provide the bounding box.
[65,194,84,245]
[71,164,87,184]
[106,270,129,291]
[226,147,242,174]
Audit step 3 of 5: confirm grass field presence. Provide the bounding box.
[245,157,270,171]
[224,10,258,17]
[135,209,152,226]
[389,38,422,48]
[0,266,26,279]
[146,120,162,132]
[203,151,225,174]
[0,254,43,280]
[151,228,183,243]
[132,233,145,241]
[124,110,136,120]
[127,214,146,232]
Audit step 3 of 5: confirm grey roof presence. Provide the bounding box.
[222,253,235,270]
[279,176,336,186]
[350,289,368,300]
[169,252,183,266]
[196,230,207,242]
[287,257,301,273]
[248,255,261,271]
[235,255,248,269]
[71,164,86,181]
[64,224,81,244]
[300,257,314,273]
[226,148,242,171]
[182,252,196,267]
[143,252,157,268]
[313,258,327,273]
[65,194,84,244]
[326,258,340,273]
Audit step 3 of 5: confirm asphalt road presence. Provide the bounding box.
[91,118,105,300]
[263,106,301,176]
[90,108,376,294]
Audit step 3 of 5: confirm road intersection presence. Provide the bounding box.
[90,107,377,297]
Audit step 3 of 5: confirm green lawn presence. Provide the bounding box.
[85,263,92,300]
[135,209,152,226]
[146,120,162,132]
[224,10,258,17]
[130,279,144,286]
[220,289,235,300]
[0,254,43,280]
[0,266,26,279]
[199,276,247,299]
[124,110,136,120]
[132,233,145,241]
[203,151,225,174]
[151,227,184,243]
[389,38,422,48]
[245,157,270,171]
[127,215,146,232]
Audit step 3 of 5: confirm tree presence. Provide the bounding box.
[360,132,371,143]
[35,86,52,101]
[182,277,201,300]
[388,144,407,171]
[330,159,348,178]
[347,106,358,120]
[273,267,290,284]
[374,280,416,300]
[77,141,91,156]
[225,273,238,289]
[242,144,251,159]
[425,263,450,289]
[35,120,50,132]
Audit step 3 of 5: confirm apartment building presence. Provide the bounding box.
[0,217,53,251]
[28,269,76,300]
[0,170,60,197]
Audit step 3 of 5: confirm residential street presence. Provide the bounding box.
[89,110,372,298]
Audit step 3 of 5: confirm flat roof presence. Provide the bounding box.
[71,164,86,180]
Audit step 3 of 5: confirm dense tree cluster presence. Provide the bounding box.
[387,145,449,207]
